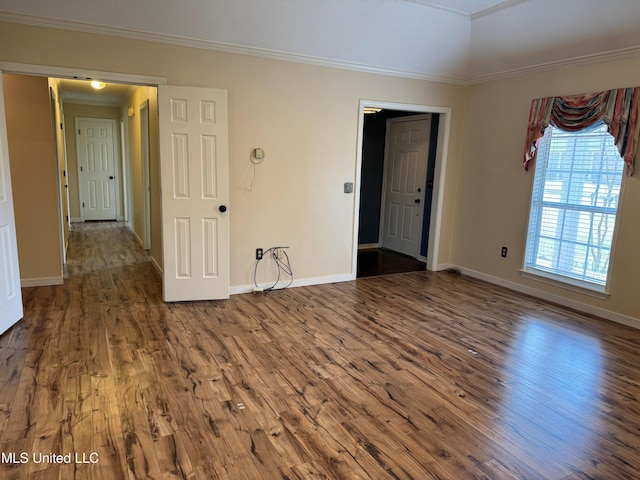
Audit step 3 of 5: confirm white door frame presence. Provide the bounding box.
[49,87,67,264]
[75,117,119,222]
[0,61,166,315]
[139,101,151,250]
[353,100,452,276]
[59,104,72,255]
[120,117,131,226]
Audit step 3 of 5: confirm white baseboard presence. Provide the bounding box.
[230,273,354,295]
[21,276,64,287]
[70,217,83,223]
[132,229,144,248]
[358,243,380,250]
[150,255,162,277]
[456,266,640,330]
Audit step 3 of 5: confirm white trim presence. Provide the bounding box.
[139,101,151,250]
[468,45,640,85]
[70,217,83,223]
[49,86,66,267]
[0,59,166,86]
[150,255,162,277]
[230,273,353,295]
[132,228,144,249]
[0,13,467,86]
[520,268,608,299]
[457,265,640,330]
[353,101,452,276]
[5,12,640,87]
[21,276,64,287]
[399,0,528,18]
[3,13,640,86]
[120,117,128,225]
[470,0,529,19]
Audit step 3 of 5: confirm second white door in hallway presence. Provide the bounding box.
[76,117,117,221]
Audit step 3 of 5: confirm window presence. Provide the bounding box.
[524,121,624,292]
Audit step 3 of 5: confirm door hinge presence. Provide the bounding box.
[80,166,83,172]
[82,202,85,208]
[60,122,63,130]
[78,129,81,135]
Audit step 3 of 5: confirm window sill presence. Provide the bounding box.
[520,269,610,300]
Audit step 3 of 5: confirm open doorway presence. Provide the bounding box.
[1,65,162,292]
[353,101,451,278]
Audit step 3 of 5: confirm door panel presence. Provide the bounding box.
[381,116,431,257]
[159,85,230,301]
[0,74,23,333]
[77,118,117,221]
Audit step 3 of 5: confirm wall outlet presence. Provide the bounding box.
[501,246,508,258]
[256,248,263,260]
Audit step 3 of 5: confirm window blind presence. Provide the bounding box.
[524,122,624,290]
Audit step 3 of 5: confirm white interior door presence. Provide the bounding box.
[76,118,117,221]
[0,74,23,333]
[159,85,230,301]
[381,115,431,257]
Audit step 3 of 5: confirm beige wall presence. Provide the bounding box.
[0,21,466,288]
[62,103,123,220]
[3,73,62,284]
[458,58,640,322]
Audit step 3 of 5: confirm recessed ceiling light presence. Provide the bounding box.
[90,80,106,90]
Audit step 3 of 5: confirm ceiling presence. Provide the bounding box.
[2,0,640,84]
[56,79,134,106]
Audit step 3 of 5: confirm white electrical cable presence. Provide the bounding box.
[249,149,265,192]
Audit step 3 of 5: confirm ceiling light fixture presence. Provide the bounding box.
[90,80,106,90]
[363,107,382,114]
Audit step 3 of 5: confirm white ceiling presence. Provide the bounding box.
[2,0,640,84]
[57,79,134,106]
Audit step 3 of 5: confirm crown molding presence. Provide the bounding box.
[467,44,640,85]
[470,0,529,20]
[398,0,528,18]
[3,11,640,88]
[396,0,469,17]
[0,12,468,86]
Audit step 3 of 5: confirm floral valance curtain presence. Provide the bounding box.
[523,87,640,174]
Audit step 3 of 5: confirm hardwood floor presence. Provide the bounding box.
[2,222,640,479]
